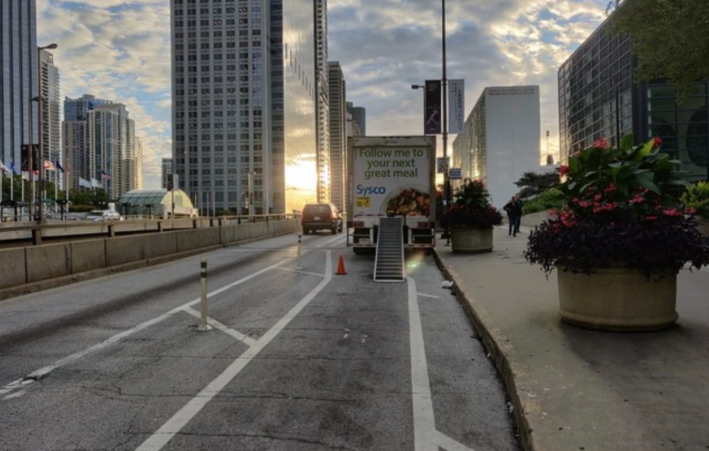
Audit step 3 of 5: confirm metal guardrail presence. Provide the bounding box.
[0,214,297,246]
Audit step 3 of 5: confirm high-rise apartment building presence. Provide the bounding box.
[328,61,346,213]
[0,0,37,173]
[452,86,541,209]
[39,49,61,189]
[558,12,709,180]
[314,0,330,204]
[171,0,325,215]
[63,95,140,199]
[63,94,109,191]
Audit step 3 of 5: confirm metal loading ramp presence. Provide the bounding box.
[374,217,405,282]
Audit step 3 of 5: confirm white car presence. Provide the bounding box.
[86,210,123,221]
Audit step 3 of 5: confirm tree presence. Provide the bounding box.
[607,0,709,99]
[514,171,560,198]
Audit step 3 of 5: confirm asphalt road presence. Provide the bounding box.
[0,232,519,451]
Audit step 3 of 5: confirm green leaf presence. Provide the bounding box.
[620,135,634,150]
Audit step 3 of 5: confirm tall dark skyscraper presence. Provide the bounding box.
[0,0,38,171]
[170,0,327,215]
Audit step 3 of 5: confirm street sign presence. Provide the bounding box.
[449,168,462,180]
[437,157,449,174]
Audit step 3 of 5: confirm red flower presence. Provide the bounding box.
[653,137,662,149]
[559,165,570,176]
[592,138,609,149]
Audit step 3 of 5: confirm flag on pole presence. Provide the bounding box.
[79,177,92,188]
[101,170,111,180]
[44,160,56,171]
[91,177,101,188]
[0,160,11,174]
[21,171,29,181]
[55,160,65,172]
[10,162,19,175]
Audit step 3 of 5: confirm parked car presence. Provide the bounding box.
[86,210,123,221]
[301,203,343,234]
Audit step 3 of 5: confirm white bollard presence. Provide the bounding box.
[198,258,212,331]
[296,234,303,270]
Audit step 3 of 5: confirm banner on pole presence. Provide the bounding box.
[448,79,465,134]
[424,80,442,135]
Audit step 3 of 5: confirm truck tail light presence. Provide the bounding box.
[353,221,365,228]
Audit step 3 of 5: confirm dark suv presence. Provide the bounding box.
[301,203,343,234]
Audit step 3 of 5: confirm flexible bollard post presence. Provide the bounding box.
[296,234,303,270]
[198,258,212,331]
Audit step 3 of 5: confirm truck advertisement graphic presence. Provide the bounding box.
[348,136,437,251]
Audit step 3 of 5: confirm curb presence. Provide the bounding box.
[432,248,535,451]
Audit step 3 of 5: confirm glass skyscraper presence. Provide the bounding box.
[0,0,37,172]
[171,0,325,215]
[559,13,709,180]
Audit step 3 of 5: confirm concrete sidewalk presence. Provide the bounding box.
[434,226,709,451]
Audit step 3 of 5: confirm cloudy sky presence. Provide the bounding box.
[37,0,610,189]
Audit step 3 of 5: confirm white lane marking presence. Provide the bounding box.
[275,267,325,278]
[0,259,289,398]
[417,292,440,299]
[182,308,257,347]
[436,430,477,451]
[135,251,333,451]
[407,276,437,451]
[3,390,26,400]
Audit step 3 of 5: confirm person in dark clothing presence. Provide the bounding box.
[512,195,523,235]
[503,196,518,236]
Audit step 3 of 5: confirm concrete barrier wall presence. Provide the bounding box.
[71,239,106,273]
[0,248,27,288]
[1,218,297,292]
[521,211,556,228]
[106,236,145,267]
[176,227,221,252]
[26,243,71,283]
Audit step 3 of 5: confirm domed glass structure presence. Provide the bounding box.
[117,189,196,217]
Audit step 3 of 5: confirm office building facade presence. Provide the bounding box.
[558,14,709,180]
[346,101,366,136]
[162,157,173,189]
[170,0,323,215]
[0,0,37,173]
[452,86,541,209]
[328,61,346,213]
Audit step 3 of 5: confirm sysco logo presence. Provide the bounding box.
[356,185,386,195]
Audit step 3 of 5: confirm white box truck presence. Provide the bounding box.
[347,136,437,253]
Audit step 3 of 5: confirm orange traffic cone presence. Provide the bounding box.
[336,254,347,275]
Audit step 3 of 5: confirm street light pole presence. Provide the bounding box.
[35,43,58,224]
[441,0,449,209]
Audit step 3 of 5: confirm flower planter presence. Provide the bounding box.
[450,227,493,253]
[557,268,677,332]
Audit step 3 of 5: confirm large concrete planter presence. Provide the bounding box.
[450,227,493,253]
[557,268,678,332]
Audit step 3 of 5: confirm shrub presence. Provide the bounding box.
[522,188,565,215]
[441,180,503,230]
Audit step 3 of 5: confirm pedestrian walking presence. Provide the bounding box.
[503,196,518,236]
[512,195,523,235]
